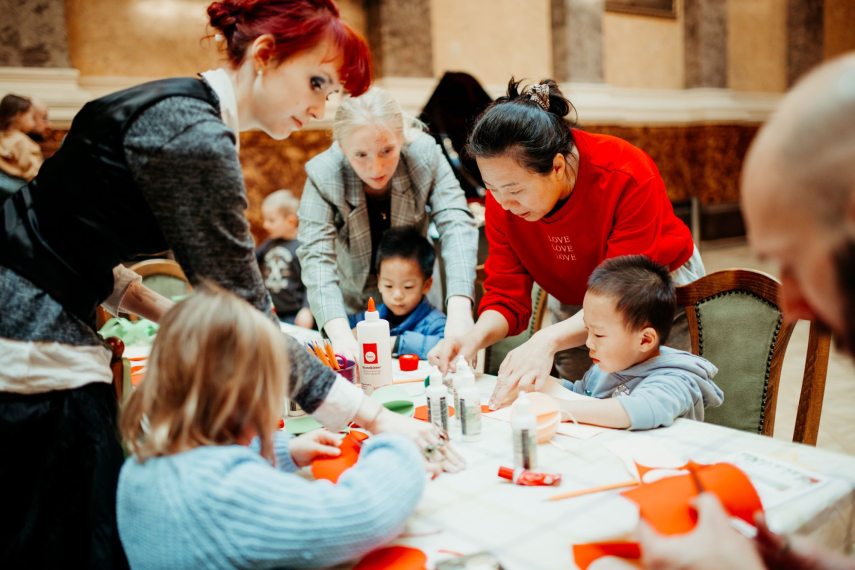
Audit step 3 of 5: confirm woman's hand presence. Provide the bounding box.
[637,493,765,570]
[324,317,360,365]
[488,330,558,409]
[428,336,479,375]
[289,429,343,467]
[754,512,851,570]
[366,408,465,476]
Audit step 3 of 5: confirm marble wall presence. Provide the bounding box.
[727,0,787,92]
[602,8,684,89]
[0,0,70,67]
[430,0,553,84]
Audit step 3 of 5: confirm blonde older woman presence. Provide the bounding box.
[298,87,478,359]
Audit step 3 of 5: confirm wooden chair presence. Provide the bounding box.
[676,268,831,445]
[483,283,548,375]
[128,258,192,305]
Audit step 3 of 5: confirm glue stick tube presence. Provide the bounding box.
[426,367,450,435]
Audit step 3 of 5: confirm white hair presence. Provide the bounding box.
[332,87,425,146]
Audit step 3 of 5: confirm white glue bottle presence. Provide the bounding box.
[457,379,482,442]
[426,367,450,435]
[511,392,538,470]
[355,297,392,393]
[452,357,476,428]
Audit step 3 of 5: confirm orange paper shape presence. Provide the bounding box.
[353,546,427,570]
[621,462,763,535]
[573,542,641,570]
[310,431,370,484]
[413,404,492,422]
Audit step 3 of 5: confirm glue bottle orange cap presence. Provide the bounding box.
[367,297,376,312]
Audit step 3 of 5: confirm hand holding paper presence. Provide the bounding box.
[289,429,343,467]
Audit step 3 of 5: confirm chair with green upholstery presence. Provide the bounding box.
[484,283,547,375]
[676,268,830,445]
[128,258,193,307]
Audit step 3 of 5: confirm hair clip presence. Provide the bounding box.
[529,83,550,111]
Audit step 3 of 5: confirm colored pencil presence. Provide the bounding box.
[547,480,638,502]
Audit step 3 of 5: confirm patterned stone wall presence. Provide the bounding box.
[0,0,70,67]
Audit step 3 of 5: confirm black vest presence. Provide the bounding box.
[0,77,218,325]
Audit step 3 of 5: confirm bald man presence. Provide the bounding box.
[626,53,855,570]
[26,97,51,142]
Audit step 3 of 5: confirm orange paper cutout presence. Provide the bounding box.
[573,542,641,570]
[353,546,427,570]
[413,404,492,422]
[310,431,370,483]
[621,462,762,535]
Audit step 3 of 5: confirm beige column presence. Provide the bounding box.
[684,0,727,88]
[0,0,70,67]
[366,0,434,77]
[552,0,605,83]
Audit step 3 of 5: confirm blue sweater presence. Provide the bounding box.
[563,346,724,430]
[349,298,446,360]
[117,432,425,569]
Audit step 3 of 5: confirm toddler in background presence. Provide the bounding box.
[117,286,426,569]
[0,94,43,196]
[548,255,723,429]
[256,189,314,328]
[350,226,447,360]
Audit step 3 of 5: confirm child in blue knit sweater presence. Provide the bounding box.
[349,226,447,359]
[116,287,426,569]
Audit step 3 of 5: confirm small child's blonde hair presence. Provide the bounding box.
[121,285,292,464]
[262,189,300,218]
[333,86,425,146]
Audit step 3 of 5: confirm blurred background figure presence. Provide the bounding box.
[0,94,43,197]
[26,97,51,142]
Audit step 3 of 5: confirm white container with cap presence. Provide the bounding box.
[511,392,538,470]
[457,383,482,441]
[451,356,476,424]
[426,366,450,435]
[355,297,392,393]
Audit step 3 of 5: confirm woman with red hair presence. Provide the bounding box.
[0,2,449,568]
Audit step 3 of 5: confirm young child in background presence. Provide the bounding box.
[256,189,314,328]
[349,226,447,360]
[548,255,723,430]
[0,94,43,196]
[117,286,426,569]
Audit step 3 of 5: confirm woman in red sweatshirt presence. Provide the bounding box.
[430,79,704,408]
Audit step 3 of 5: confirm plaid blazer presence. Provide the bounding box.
[297,131,477,328]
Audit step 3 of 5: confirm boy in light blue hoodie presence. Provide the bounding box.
[555,255,723,430]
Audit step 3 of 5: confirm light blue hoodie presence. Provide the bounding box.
[563,346,723,430]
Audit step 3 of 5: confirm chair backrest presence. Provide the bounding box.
[676,268,830,444]
[484,283,547,375]
[128,258,192,303]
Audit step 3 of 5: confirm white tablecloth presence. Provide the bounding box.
[365,374,855,570]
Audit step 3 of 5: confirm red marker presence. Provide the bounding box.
[498,466,562,486]
[398,353,419,371]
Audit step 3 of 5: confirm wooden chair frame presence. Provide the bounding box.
[676,268,831,445]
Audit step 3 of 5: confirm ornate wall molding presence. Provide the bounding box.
[1,67,781,129]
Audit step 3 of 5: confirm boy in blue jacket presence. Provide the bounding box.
[551,255,724,430]
[349,227,446,360]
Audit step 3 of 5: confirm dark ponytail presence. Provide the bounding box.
[466,78,577,174]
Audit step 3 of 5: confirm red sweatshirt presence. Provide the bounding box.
[480,129,694,336]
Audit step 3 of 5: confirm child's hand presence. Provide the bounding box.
[289,429,343,467]
[294,307,314,329]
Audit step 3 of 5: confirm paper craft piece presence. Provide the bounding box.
[285,415,322,435]
[353,546,427,570]
[311,430,370,483]
[383,400,415,416]
[572,542,641,570]
[394,359,432,384]
[621,462,763,535]
[602,436,687,481]
[554,423,608,439]
[98,317,159,346]
[723,451,828,510]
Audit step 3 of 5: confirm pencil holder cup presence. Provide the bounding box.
[335,355,358,383]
